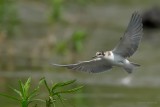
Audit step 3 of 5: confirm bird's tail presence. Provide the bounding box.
[130,62,140,67]
[123,62,140,73]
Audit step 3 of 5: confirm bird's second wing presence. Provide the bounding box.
[112,11,143,58]
[53,58,112,73]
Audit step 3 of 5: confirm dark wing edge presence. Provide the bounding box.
[112,11,143,58]
[52,59,112,73]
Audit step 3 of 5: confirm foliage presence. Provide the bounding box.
[44,79,83,107]
[55,41,68,55]
[0,77,83,107]
[50,0,63,22]
[55,30,86,55]
[71,30,86,52]
[0,77,44,107]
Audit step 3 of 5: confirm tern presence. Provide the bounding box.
[53,12,143,73]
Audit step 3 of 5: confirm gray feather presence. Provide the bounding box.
[53,58,112,73]
[113,11,143,58]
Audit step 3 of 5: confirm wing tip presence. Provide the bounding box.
[133,11,141,15]
[132,11,142,20]
[52,63,65,67]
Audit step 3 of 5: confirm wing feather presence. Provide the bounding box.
[113,11,143,58]
[53,58,112,73]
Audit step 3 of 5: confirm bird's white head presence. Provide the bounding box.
[92,51,105,58]
[92,51,112,58]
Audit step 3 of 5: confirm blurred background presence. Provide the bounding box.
[1,0,160,107]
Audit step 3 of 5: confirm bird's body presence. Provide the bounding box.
[93,51,140,73]
[53,11,143,73]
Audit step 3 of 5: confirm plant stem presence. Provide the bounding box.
[21,100,28,107]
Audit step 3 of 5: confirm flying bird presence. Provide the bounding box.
[53,12,143,73]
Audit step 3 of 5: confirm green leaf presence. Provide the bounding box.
[43,79,51,94]
[56,94,65,106]
[51,80,76,92]
[24,77,31,97]
[19,80,25,98]
[55,86,83,94]
[0,93,20,101]
[28,93,39,101]
[29,99,45,104]
[31,99,45,103]
[38,77,45,86]
[29,78,44,100]
[9,87,22,99]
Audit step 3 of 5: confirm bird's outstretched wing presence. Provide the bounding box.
[112,11,143,58]
[53,58,112,73]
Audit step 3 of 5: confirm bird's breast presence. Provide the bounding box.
[104,51,115,62]
[106,52,125,66]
